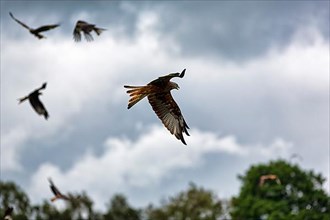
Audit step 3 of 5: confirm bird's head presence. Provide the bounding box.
[169,82,180,90]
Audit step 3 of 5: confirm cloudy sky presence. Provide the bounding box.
[1,0,329,211]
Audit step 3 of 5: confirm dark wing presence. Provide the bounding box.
[34,82,47,92]
[148,92,189,145]
[34,24,60,33]
[9,12,31,30]
[149,69,186,87]
[4,207,13,217]
[83,31,94,42]
[73,25,82,42]
[29,93,49,119]
[48,178,62,196]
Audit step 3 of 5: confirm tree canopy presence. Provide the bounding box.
[146,182,223,220]
[230,160,330,220]
[1,159,329,220]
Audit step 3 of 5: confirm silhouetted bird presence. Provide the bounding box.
[18,82,49,120]
[124,69,190,145]
[48,178,69,202]
[9,12,59,39]
[73,20,106,42]
[3,207,13,220]
[259,174,281,186]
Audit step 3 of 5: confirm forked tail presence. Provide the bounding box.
[18,96,28,104]
[94,27,106,35]
[124,85,148,109]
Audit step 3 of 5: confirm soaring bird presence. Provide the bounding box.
[73,20,106,42]
[48,178,69,202]
[3,207,13,220]
[124,69,190,145]
[18,82,49,120]
[259,174,281,186]
[9,12,59,39]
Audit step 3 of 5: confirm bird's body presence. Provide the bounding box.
[259,174,281,186]
[48,178,69,202]
[3,207,13,220]
[9,12,59,39]
[73,20,105,42]
[18,82,49,120]
[124,69,189,145]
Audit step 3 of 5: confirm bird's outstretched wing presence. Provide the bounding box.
[148,92,190,145]
[34,24,60,33]
[30,82,48,119]
[259,174,281,186]
[83,32,94,42]
[29,96,49,120]
[48,178,62,196]
[3,207,13,220]
[73,27,82,42]
[149,69,186,87]
[9,12,31,30]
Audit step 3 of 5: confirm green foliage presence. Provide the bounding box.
[146,182,223,220]
[1,159,328,220]
[103,194,141,220]
[0,181,31,219]
[230,160,330,220]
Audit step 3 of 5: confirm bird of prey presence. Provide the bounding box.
[259,174,281,186]
[73,20,106,42]
[18,82,49,120]
[124,69,190,145]
[48,178,69,202]
[3,207,13,220]
[9,12,59,39]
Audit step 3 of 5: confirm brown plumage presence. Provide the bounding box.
[48,178,69,202]
[3,207,13,220]
[9,12,59,39]
[18,82,49,120]
[73,20,106,42]
[124,69,190,145]
[259,174,281,186]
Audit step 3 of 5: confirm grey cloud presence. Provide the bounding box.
[1,0,328,208]
[145,1,329,61]
[2,1,328,61]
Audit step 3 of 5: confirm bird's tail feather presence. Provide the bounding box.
[18,96,28,104]
[50,197,57,202]
[124,85,148,109]
[93,27,106,35]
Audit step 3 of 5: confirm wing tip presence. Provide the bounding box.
[180,68,186,78]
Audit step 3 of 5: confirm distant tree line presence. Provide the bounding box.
[1,160,329,220]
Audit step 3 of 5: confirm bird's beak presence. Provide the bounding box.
[177,85,180,90]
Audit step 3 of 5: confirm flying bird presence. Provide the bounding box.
[48,178,69,202]
[3,207,13,220]
[124,69,190,145]
[9,12,59,39]
[73,20,106,42]
[18,82,49,120]
[259,174,281,186]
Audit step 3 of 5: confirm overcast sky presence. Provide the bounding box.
[1,0,329,212]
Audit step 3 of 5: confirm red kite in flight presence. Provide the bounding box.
[73,20,106,42]
[124,69,190,145]
[259,174,281,186]
[48,178,69,202]
[18,82,49,120]
[9,12,59,39]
